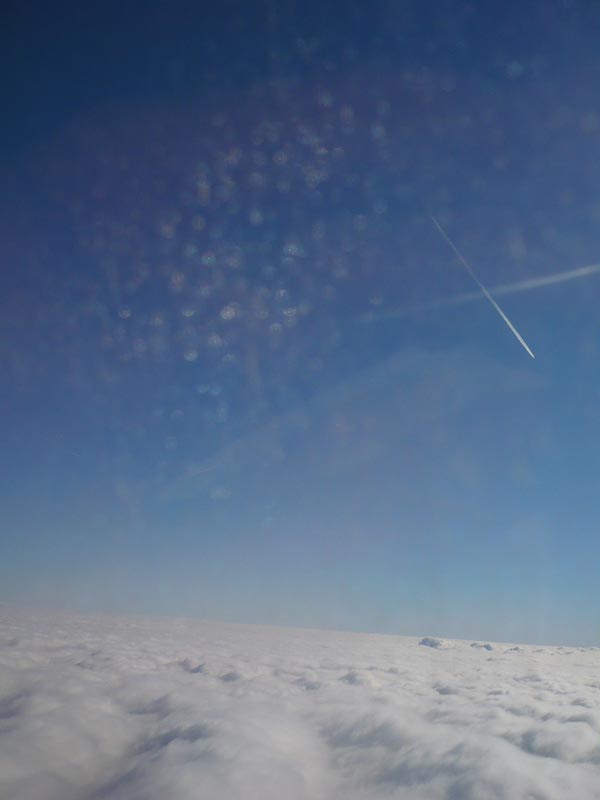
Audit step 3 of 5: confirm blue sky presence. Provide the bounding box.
[3,0,600,644]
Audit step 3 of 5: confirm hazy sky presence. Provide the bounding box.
[3,1,600,644]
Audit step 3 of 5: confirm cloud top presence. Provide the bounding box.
[1,608,600,799]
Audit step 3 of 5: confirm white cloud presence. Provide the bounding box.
[1,608,600,799]
[419,636,451,648]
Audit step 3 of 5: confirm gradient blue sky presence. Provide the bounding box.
[3,0,600,645]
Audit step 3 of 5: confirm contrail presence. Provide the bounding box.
[429,216,535,358]
[361,261,600,322]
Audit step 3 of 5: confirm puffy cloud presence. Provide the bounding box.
[1,608,599,799]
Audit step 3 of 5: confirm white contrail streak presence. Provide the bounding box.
[430,216,535,358]
[361,261,600,322]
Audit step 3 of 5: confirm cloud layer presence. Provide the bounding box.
[1,607,600,799]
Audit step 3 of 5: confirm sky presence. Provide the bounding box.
[2,0,600,645]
